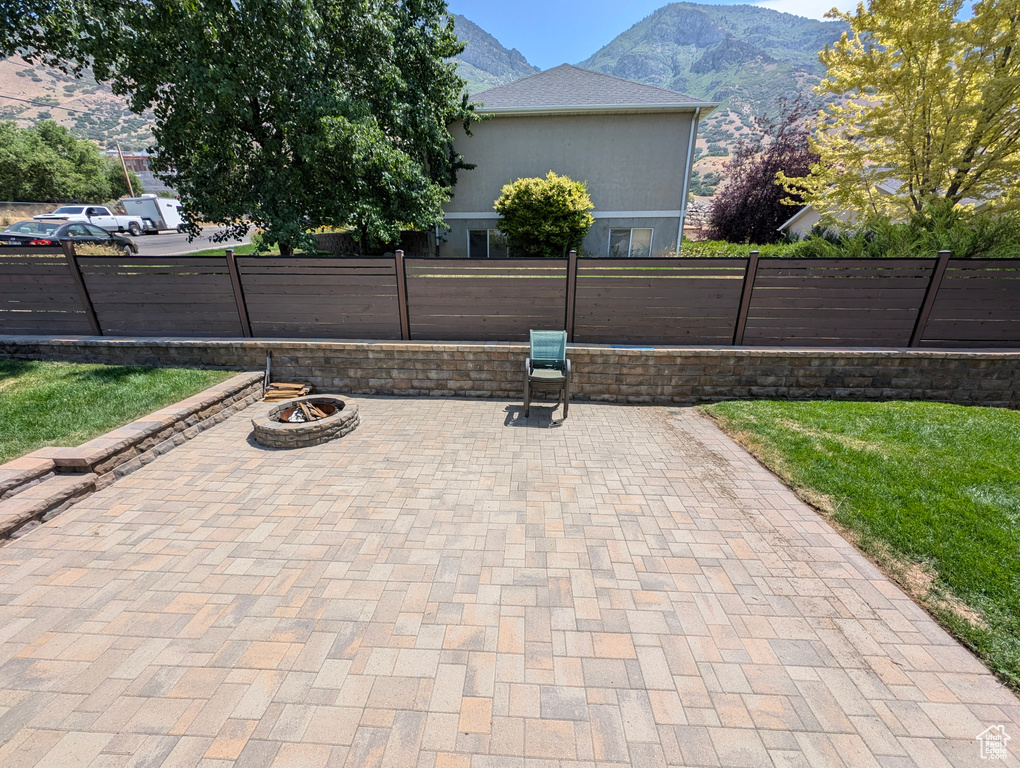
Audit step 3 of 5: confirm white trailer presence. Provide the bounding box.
[120,195,185,233]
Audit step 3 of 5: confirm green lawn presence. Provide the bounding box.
[701,399,1020,690]
[0,359,234,464]
[189,242,267,256]
[187,244,333,257]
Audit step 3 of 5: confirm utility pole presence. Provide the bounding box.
[116,142,135,198]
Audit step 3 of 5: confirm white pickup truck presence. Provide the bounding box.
[34,205,147,236]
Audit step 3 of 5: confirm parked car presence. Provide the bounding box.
[33,204,147,236]
[0,220,138,254]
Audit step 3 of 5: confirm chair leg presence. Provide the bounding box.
[523,362,530,417]
[562,361,570,419]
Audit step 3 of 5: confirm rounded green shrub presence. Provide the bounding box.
[493,171,594,258]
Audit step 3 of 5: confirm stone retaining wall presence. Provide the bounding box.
[1,336,1017,409]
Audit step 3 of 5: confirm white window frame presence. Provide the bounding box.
[467,228,507,258]
[608,227,654,258]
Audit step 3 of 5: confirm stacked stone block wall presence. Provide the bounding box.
[1,336,1017,409]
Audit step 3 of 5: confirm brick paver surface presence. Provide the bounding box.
[0,396,1017,767]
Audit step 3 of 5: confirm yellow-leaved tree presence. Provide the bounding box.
[782,0,1020,221]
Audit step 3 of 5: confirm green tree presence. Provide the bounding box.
[783,0,1020,220]
[0,119,117,202]
[4,0,477,255]
[494,172,595,258]
[104,160,144,200]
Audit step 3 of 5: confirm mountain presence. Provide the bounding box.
[580,3,846,132]
[0,58,154,151]
[453,15,540,94]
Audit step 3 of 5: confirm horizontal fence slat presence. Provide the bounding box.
[241,277,398,290]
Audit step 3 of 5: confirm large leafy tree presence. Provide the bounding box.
[707,99,818,244]
[783,0,1020,220]
[0,119,140,202]
[5,0,476,254]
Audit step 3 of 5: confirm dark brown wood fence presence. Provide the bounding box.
[574,258,746,345]
[404,259,567,341]
[77,255,243,336]
[741,258,936,347]
[237,256,401,339]
[922,259,1020,347]
[1,244,1018,348]
[0,249,94,335]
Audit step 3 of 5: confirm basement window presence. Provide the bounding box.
[609,228,653,258]
[468,229,509,259]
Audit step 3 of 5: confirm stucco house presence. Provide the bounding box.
[442,65,717,258]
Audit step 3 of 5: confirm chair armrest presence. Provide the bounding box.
[564,359,571,380]
[525,357,532,375]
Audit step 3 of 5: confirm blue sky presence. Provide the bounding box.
[446,0,855,70]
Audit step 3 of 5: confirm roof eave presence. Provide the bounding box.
[475,103,719,118]
[776,205,813,232]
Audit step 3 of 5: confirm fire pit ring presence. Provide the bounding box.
[252,395,359,449]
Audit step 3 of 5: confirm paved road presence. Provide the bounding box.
[132,227,252,256]
[0,398,1017,767]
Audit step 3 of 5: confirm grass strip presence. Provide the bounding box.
[701,399,1020,691]
[0,359,234,464]
[188,243,267,256]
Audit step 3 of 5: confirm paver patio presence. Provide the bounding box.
[0,395,1017,768]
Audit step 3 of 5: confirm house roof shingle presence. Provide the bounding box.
[471,64,717,114]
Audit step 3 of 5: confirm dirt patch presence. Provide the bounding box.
[878,544,988,630]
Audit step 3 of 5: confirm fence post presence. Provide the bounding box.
[225,249,252,338]
[61,240,101,336]
[565,249,578,341]
[910,250,951,347]
[732,250,759,346]
[395,250,411,341]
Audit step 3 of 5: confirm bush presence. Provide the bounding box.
[684,202,1020,259]
[494,171,594,258]
[679,239,796,258]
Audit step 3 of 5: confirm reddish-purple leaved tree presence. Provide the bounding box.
[707,99,819,244]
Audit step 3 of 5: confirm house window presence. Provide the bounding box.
[608,228,653,258]
[467,229,508,258]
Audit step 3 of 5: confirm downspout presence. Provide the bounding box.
[676,107,701,255]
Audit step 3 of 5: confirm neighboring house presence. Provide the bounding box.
[778,179,991,238]
[442,65,717,258]
[776,204,831,239]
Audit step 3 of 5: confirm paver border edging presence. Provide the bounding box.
[0,370,264,541]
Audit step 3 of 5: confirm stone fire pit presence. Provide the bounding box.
[252,395,359,449]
